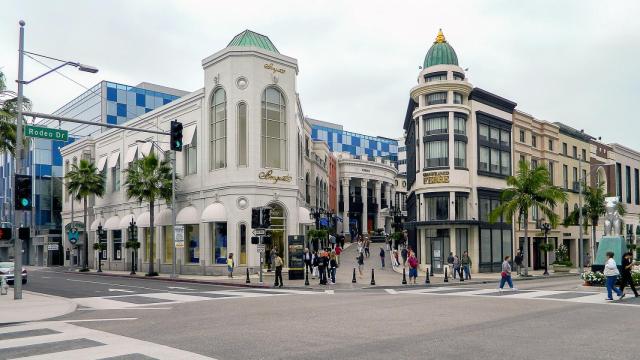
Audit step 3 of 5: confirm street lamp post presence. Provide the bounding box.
[12,21,98,299]
[541,222,551,276]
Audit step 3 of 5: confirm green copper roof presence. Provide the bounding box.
[423,29,459,68]
[227,30,279,53]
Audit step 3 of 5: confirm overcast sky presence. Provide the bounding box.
[2,0,639,145]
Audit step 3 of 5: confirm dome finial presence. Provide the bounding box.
[435,29,445,43]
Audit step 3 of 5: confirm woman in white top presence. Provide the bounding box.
[603,251,624,300]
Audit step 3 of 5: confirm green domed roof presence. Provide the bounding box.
[227,30,279,53]
[423,29,458,68]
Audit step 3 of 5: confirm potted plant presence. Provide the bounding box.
[551,244,573,272]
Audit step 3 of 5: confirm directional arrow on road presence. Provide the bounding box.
[108,288,135,293]
[168,286,194,290]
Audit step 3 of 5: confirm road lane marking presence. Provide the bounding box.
[65,278,164,291]
[108,288,135,293]
[325,290,335,295]
[167,286,194,290]
[385,289,398,294]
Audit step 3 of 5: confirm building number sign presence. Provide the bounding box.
[423,171,450,184]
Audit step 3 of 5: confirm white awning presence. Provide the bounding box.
[96,156,108,172]
[176,206,199,225]
[108,152,120,168]
[136,212,150,227]
[298,207,314,224]
[201,203,226,222]
[125,145,138,163]
[103,215,121,230]
[119,213,136,228]
[183,125,196,146]
[138,142,154,157]
[156,208,173,226]
[90,217,104,231]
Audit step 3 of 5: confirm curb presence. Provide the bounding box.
[64,270,270,289]
[0,290,78,324]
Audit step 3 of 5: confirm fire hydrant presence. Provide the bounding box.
[0,276,8,295]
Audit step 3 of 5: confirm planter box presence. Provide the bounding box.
[552,264,570,273]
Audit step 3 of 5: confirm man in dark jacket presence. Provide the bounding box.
[401,248,408,267]
[620,252,639,297]
[514,250,523,276]
[318,251,329,285]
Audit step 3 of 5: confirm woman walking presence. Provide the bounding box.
[227,253,234,278]
[499,256,516,291]
[604,251,624,300]
[407,253,418,284]
[329,252,338,284]
[379,247,386,269]
[357,250,365,278]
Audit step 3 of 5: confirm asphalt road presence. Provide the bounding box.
[3,268,640,360]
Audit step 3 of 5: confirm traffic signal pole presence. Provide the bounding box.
[171,150,177,279]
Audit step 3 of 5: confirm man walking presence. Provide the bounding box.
[620,252,639,298]
[303,248,312,275]
[274,253,284,288]
[379,247,386,269]
[447,252,454,278]
[318,250,329,285]
[461,251,472,280]
[514,250,523,276]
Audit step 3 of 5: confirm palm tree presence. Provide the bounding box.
[66,159,106,271]
[490,160,567,276]
[564,181,626,257]
[0,70,31,155]
[124,152,174,276]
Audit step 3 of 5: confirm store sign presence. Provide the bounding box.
[264,63,286,74]
[47,243,59,251]
[174,225,185,249]
[258,170,292,184]
[361,168,371,173]
[423,171,450,184]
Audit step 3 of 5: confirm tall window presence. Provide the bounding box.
[425,141,448,168]
[426,92,447,105]
[455,194,468,220]
[616,163,622,201]
[210,88,227,169]
[477,116,510,177]
[454,141,466,168]
[427,195,449,220]
[531,135,537,148]
[563,165,568,189]
[563,143,568,156]
[425,115,448,135]
[500,130,510,147]
[548,161,554,185]
[237,102,248,166]
[453,92,463,104]
[212,222,228,264]
[479,147,489,172]
[581,148,587,160]
[573,167,578,189]
[262,87,287,169]
[454,115,466,135]
[572,146,577,159]
[548,139,553,151]
[185,224,200,264]
[626,165,631,204]
[479,125,489,142]
[112,230,122,260]
[112,160,120,192]
[635,168,639,205]
[185,130,197,175]
[519,130,525,143]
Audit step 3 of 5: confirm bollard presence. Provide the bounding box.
[459,268,464,282]
[425,269,430,284]
[245,268,251,284]
[305,266,310,286]
[402,268,407,285]
[370,269,376,286]
[0,277,7,295]
[444,267,449,283]
[429,265,434,277]
[352,268,357,283]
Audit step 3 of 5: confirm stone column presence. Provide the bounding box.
[341,177,350,236]
[390,186,396,209]
[374,181,382,230]
[385,183,391,209]
[361,179,368,234]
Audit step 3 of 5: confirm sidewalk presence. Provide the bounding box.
[0,289,77,324]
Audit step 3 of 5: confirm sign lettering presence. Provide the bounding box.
[264,63,286,74]
[24,125,68,141]
[258,170,292,184]
[423,171,450,184]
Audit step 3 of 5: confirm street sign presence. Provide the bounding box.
[253,229,266,236]
[174,225,185,248]
[47,243,59,251]
[257,244,265,253]
[24,125,68,141]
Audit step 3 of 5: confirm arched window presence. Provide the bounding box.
[210,88,227,170]
[261,87,286,169]
[237,102,247,166]
[265,203,287,265]
[239,223,247,265]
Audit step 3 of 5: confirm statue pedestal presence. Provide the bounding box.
[592,236,625,272]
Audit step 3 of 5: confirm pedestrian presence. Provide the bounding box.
[453,255,460,279]
[318,250,329,285]
[311,250,319,279]
[329,252,338,284]
[303,248,312,275]
[604,251,624,300]
[499,255,516,291]
[393,250,400,267]
[401,247,408,267]
[379,247,386,269]
[408,252,418,284]
[583,252,592,268]
[461,251,472,280]
[335,244,342,265]
[619,252,639,298]
[269,247,277,272]
[514,250,523,276]
[357,238,364,254]
[385,237,391,251]
[274,253,284,288]
[364,237,370,258]
[227,253,234,278]
[357,250,365,278]
[447,252,454,278]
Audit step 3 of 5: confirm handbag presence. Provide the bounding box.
[500,271,507,278]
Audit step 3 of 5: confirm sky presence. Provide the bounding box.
[1,0,639,145]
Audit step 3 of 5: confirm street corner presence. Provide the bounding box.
[0,290,77,324]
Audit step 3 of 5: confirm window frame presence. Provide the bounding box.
[261,87,287,170]
[210,87,227,170]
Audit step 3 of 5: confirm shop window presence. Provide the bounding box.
[427,195,449,221]
[185,224,200,264]
[212,222,228,264]
[112,230,122,260]
[239,224,247,265]
[163,225,173,263]
[425,115,448,135]
[426,92,447,105]
[425,141,448,168]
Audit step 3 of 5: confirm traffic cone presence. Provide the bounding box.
[370,269,376,285]
[425,269,430,284]
[352,268,357,283]
[245,268,250,284]
[444,267,449,283]
[402,268,407,285]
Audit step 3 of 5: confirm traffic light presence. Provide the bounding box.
[170,120,183,151]
[251,208,260,229]
[128,221,137,241]
[18,227,30,241]
[97,225,106,241]
[262,208,271,228]
[251,236,259,245]
[262,236,272,245]
[0,227,11,240]
[15,174,32,210]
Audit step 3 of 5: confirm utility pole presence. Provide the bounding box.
[13,20,26,300]
[578,154,584,274]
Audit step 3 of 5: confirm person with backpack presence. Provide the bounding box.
[379,247,386,269]
[227,253,234,278]
[408,253,418,284]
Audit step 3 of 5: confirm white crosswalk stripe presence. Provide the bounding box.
[396,287,640,307]
[72,288,321,310]
[0,320,216,359]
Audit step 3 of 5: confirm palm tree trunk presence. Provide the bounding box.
[523,215,529,276]
[147,200,155,276]
[591,224,596,263]
[83,197,88,271]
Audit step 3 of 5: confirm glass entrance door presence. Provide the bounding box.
[431,238,443,273]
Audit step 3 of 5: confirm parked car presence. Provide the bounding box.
[0,262,27,285]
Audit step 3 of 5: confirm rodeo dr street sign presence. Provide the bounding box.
[24,125,69,141]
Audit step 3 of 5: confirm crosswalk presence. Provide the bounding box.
[396,287,640,306]
[0,319,216,360]
[73,288,322,310]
